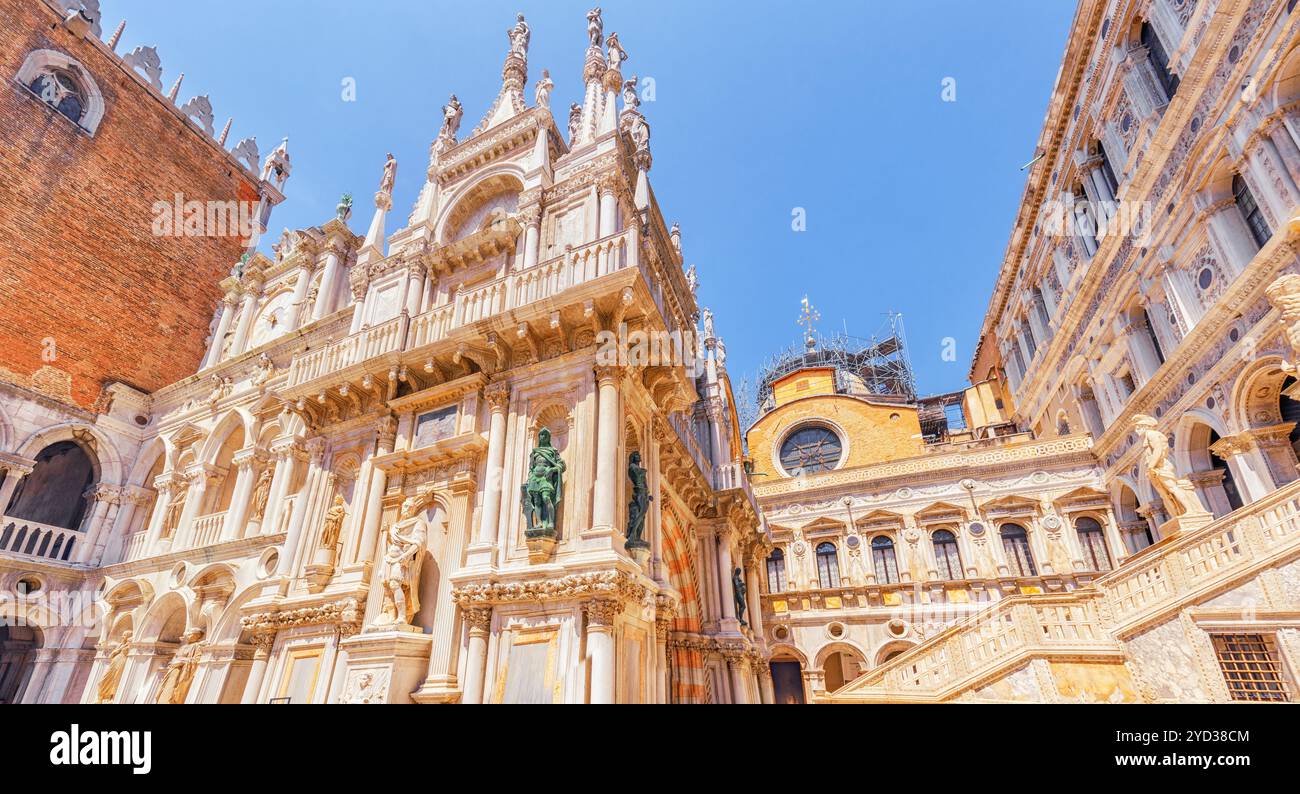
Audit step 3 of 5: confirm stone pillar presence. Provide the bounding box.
[1210,434,1273,503]
[228,284,261,358]
[586,599,620,704]
[723,647,750,704]
[591,366,622,536]
[654,612,672,705]
[460,607,492,705]
[174,469,212,549]
[758,665,775,704]
[1188,469,1233,518]
[286,262,315,331]
[598,177,618,239]
[745,564,765,638]
[202,292,238,369]
[73,484,120,564]
[239,634,274,704]
[716,529,739,629]
[219,450,262,542]
[415,473,476,700]
[141,474,179,551]
[355,417,398,565]
[0,462,33,514]
[348,276,370,335]
[467,384,510,568]
[281,438,325,576]
[261,439,303,535]
[521,207,541,271]
[312,243,344,321]
[403,262,426,317]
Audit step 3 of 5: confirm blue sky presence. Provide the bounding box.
[111,0,1074,397]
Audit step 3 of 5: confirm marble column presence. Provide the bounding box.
[355,417,398,565]
[521,207,541,270]
[745,564,765,639]
[228,283,261,358]
[0,462,33,514]
[261,440,303,536]
[174,470,211,549]
[73,484,120,563]
[282,438,326,576]
[219,450,262,542]
[591,366,622,536]
[467,384,510,568]
[758,665,775,704]
[1210,434,1273,503]
[654,613,672,704]
[201,292,238,369]
[460,607,492,705]
[716,529,739,630]
[417,475,475,698]
[239,634,274,704]
[286,261,315,331]
[598,177,618,239]
[586,599,620,704]
[724,648,750,704]
[312,243,345,322]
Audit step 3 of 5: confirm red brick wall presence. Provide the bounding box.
[0,0,260,410]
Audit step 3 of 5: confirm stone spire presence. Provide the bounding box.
[358,153,396,267]
[474,13,530,135]
[575,7,607,148]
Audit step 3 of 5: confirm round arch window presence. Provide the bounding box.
[779,425,842,475]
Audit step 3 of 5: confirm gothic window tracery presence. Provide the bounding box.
[15,49,105,134]
[779,425,842,476]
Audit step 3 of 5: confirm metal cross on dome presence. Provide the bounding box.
[798,295,820,351]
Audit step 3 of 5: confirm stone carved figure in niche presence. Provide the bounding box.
[507,13,530,57]
[377,494,429,627]
[253,352,275,387]
[732,567,747,627]
[155,628,204,704]
[161,480,187,539]
[521,427,565,537]
[319,494,347,552]
[535,69,553,109]
[586,7,603,49]
[95,631,132,703]
[250,468,273,521]
[622,76,639,110]
[625,451,652,550]
[1132,414,1206,519]
[440,94,464,141]
[378,152,397,195]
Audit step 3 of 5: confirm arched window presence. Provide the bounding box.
[1072,186,1099,254]
[1075,516,1112,572]
[870,536,898,584]
[1140,21,1179,100]
[1233,173,1271,249]
[816,542,840,589]
[15,50,105,134]
[5,440,96,530]
[28,68,85,124]
[766,548,788,594]
[779,425,843,475]
[1000,523,1037,577]
[1140,306,1165,364]
[932,529,963,580]
[1094,140,1120,199]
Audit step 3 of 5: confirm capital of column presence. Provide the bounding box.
[594,364,624,387]
[484,383,511,413]
[1210,432,1256,459]
[269,437,305,462]
[231,448,265,472]
[464,606,493,634]
[585,598,622,628]
[376,414,399,448]
[304,436,327,462]
[518,205,542,229]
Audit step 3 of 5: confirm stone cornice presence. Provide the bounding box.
[452,570,647,607]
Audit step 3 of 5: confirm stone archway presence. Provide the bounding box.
[0,623,43,704]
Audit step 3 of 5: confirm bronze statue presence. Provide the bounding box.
[521,428,565,537]
[733,567,747,627]
[625,451,652,551]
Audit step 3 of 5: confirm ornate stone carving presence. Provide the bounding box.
[375,494,431,628]
[1265,273,1300,373]
[625,451,651,552]
[94,631,131,703]
[453,570,646,607]
[1131,414,1207,520]
[585,598,622,627]
[155,628,204,704]
[521,427,565,554]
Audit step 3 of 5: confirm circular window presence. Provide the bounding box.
[16,576,42,595]
[169,562,188,588]
[257,548,280,579]
[772,625,790,642]
[779,425,843,475]
[1197,267,1214,290]
[826,622,846,639]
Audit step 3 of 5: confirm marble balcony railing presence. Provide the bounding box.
[0,515,83,563]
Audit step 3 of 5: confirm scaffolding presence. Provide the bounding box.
[747,313,918,428]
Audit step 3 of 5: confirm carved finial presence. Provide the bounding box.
[166,72,184,101]
[217,117,233,146]
[107,18,125,51]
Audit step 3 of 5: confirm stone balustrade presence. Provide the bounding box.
[822,478,1300,701]
[0,515,82,563]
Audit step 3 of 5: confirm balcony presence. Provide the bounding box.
[190,511,227,548]
[284,228,651,395]
[0,516,83,563]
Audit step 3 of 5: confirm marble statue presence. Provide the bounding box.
[702,307,715,339]
[586,7,603,49]
[1266,273,1300,373]
[162,481,187,539]
[535,69,554,109]
[625,451,652,549]
[440,94,464,141]
[606,32,628,71]
[732,568,747,627]
[568,102,582,141]
[95,631,131,704]
[378,152,397,195]
[507,13,530,57]
[1132,414,1205,518]
[319,494,347,551]
[250,468,273,521]
[622,76,639,109]
[253,352,275,387]
[378,494,429,626]
[521,427,566,535]
[260,137,291,188]
[716,337,727,368]
[155,628,204,704]
[685,264,698,294]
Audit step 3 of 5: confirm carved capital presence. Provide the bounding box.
[464,607,493,632]
[484,383,511,413]
[585,598,622,627]
[593,365,624,387]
